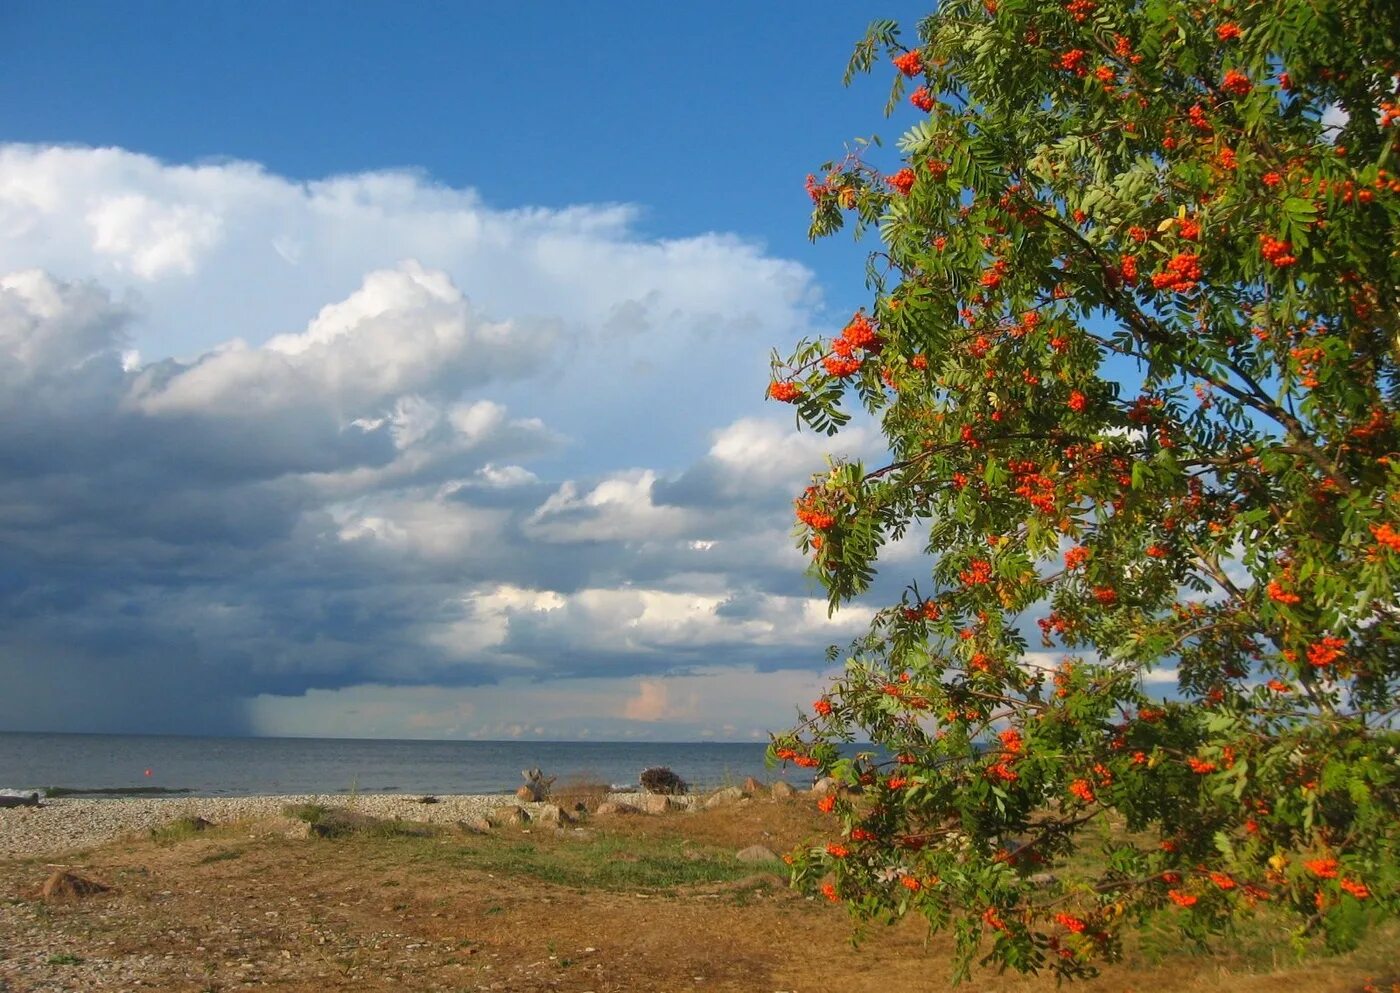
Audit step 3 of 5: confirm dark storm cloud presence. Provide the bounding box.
[0,265,882,736]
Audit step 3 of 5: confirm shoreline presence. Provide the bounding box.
[0,792,525,861]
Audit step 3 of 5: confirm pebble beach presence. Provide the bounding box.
[0,793,524,860]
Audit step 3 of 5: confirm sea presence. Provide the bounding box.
[0,732,806,798]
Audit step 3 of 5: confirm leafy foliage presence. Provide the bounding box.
[769,0,1400,981]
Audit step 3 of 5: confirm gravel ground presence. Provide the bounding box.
[0,793,524,860]
[0,790,712,991]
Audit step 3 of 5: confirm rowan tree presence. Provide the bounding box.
[767,0,1400,980]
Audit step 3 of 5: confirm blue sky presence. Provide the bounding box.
[0,1,953,741]
[5,2,906,269]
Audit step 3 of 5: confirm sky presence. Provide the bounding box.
[0,1,936,741]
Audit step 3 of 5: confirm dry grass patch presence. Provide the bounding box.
[550,773,614,813]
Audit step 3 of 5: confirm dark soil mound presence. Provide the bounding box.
[39,870,110,902]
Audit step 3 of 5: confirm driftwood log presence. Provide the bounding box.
[514,767,555,802]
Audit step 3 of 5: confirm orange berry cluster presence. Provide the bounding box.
[985,728,1022,782]
[794,487,836,531]
[840,313,880,350]
[774,746,820,768]
[1259,234,1297,267]
[1007,459,1058,515]
[768,380,801,402]
[1221,69,1252,97]
[1290,343,1324,388]
[959,558,994,585]
[1064,0,1096,23]
[1151,253,1202,291]
[822,355,861,377]
[1055,913,1088,933]
[1371,522,1400,552]
[892,50,923,77]
[1058,49,1088,77]
[901,599,941,622]
[1305,857,1339,879]
[1306,636,1345,668]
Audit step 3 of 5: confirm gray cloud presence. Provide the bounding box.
[0,147,906,739]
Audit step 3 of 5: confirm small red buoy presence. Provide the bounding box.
[144,769,152,777]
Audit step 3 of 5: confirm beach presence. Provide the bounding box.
[0,793,524,860]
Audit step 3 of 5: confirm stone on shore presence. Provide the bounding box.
[639,793,677,815]
[735,844,778,864]
[770,781,796,799]
[703,786,744,810]
[533,803,572,827]
[592,801,636,817]
[490,806,530,828]
[0,789,41,808]
[741,776,764,796]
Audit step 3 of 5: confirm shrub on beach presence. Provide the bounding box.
[640,767,688,795]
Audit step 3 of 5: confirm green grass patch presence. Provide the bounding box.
[284,804,436,840]
[393,831,781,892]
[281,802,333,823]
[149,816,216,844]
[47,954,84,966]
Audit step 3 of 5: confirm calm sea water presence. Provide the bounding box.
[0,732,804,797]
